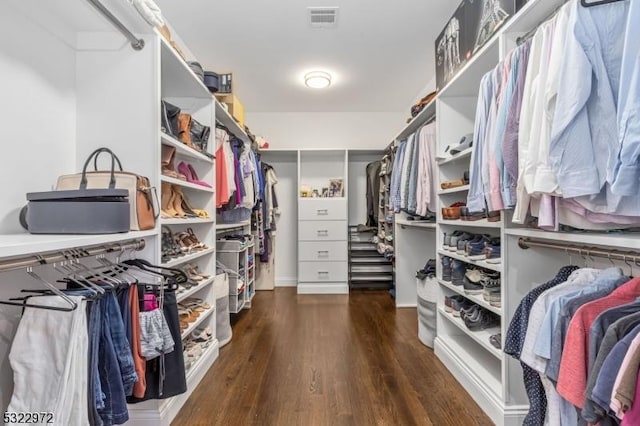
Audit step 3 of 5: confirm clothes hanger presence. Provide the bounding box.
[51,261,102,296]
[0,266,78,312]
[581,0,624,7]
[623,255,634,277]
[64,249,120,288]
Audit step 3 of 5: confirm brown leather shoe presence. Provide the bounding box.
[441,179,466,190]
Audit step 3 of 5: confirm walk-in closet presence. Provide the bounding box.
[1,0,639,425]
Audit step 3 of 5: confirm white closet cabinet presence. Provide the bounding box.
[297,150,349,294]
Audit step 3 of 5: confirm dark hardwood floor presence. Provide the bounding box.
[173,288,493,426]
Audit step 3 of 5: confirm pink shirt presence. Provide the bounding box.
[612,334,640,419]
[622,373,640,426]
[557,277,640,408]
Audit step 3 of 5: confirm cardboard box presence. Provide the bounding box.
[215,93,245,127]
[435,0,518,91]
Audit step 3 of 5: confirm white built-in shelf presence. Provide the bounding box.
[435,335,502,396]
[0,230,158,260]
[162,247,215,268]
[393,98,436,142]
[181,307,215,340]
[500,0,567,35]
[439,279,502,316]
[439,218,502,229]
[161,218,214,225]
[438,307,501,359]
[216,221,251,231]
[395,218,437,230]
[161,176,214,193]
[299,197,346,201]
[438,184,470,195]
[177,276,215,303]
[437,148,473,165]
[159,36,211,100]
[505,228,640,251]
[161,133,214,164]
[437,249,502,273]
[185,340,219,382]
[215,99,250,145]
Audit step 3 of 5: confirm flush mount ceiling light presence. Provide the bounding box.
[304,71,332,89]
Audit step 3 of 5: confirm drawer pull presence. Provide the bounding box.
[317,230,329,236]
[318,271,330,275]
[316,209,329,215]
[317,250,329,257]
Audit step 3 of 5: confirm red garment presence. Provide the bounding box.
[130,284,146,398]
[216,144,229,208]
[557,277,640,408]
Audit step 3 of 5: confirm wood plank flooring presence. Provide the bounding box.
[173,288,493,426]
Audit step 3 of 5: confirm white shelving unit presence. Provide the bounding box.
[437,184,470,195]
[161,176,215,193]
[438,279,502,316]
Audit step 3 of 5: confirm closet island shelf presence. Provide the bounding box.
[0,230,159,259]
[161,133,214,164]
[181,307,216,340]
[438,307,502,359]
[436,249,502,273]
[438,279,502,316]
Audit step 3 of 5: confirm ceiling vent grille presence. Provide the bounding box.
[308,7,338,28]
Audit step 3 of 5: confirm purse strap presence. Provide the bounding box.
[80,148,121,189]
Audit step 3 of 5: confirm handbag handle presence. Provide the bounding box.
[93,149,123,172]
[79,148,121,189]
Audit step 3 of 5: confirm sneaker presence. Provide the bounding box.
[450,232,471,252]
[489,333,502,349]
[445,295,465,313]
[453,299,475,317]
[481,271,501,290]
[416,259,436,280]
[441,256,453,282]
[464,309,499,331]
[483,285,500,300]
[465,235,490,258]
[460,303,481,320]
[451,260,467,286]
[484,242,501,263]
[488,293,502,308]
[444,296,452,312]
[443,231,461,250]
[463,269,485,295]
[456,233,476,254]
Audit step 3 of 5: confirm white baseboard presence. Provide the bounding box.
[297,283,349,294]
[275,277,297,287]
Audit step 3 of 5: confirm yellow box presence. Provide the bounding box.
[215,93,244,127]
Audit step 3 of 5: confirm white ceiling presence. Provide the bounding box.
[155,0,458,113]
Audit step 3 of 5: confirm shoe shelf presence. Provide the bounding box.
[177,276,215,304]
[437,249,502,273]
[438,279,502,316]
[438,184,470,196]
[434,335,502,398]
[161,176,215,193]
[161,132,214,164]
[439,218,502,229]
[437,307,501,359]
[181,306,216,340]
[162,247,215,268]
[216,221,251,231]
[0,230,159,259]
[185,339,219,383]
[161,218,215,225]
[437,148,473,166]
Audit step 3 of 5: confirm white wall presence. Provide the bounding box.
[246,112,406,150]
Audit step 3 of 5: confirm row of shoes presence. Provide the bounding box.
[161,183,211,219]
[178,298,212,332]
[442,257,501,306]
[162,226,210,263]
[183,326,214,371]
[441,201,500,222]
[443,296,500,331]
[176,263,211,295]
[162,145,212,188]
[442,231,501,262]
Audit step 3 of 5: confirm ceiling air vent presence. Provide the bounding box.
[308,7,339,28]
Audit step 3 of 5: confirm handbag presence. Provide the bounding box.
[55,148,158,231]
[190,118,210,152]
[161,100,181,138]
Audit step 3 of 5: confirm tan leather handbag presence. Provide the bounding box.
[56,148,158,231]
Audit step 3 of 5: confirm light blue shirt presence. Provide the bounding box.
[390,140,406,212]
[467,73,493,212]
[612,0,640,195]
[549,0,628,202]
[407,132,420,213]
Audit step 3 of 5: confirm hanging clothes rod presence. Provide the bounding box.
[516,1,567,45]
[0,239,146,273]
[85,0,145,50]
[518,238,640,263]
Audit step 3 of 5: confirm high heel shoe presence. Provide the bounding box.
[182,193,210,218]
[161,183,179,218]
[172,186,187,218]
[185,228,208,249]
[161,145,187,180]
[178,162,211,188]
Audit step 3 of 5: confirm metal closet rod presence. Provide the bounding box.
[85,0,145,50]
[0,239,146,273]
[518,238,640,263]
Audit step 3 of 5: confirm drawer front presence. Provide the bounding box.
[299,199,347,221]
[299,241,347,262]
[299,261,348,282]
[298,221,347,241]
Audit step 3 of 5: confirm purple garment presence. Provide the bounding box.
[501,40,531,207]
[232,141,243,205]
